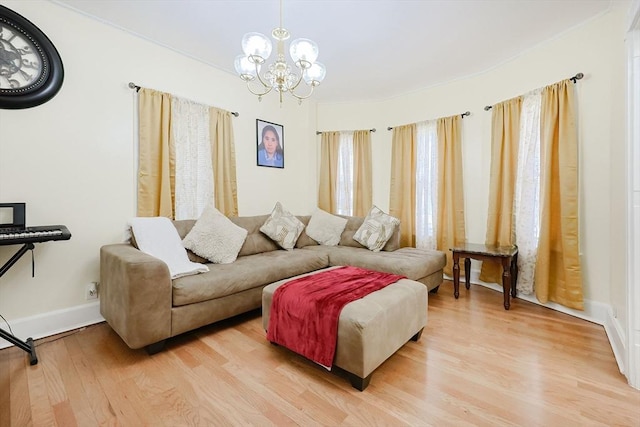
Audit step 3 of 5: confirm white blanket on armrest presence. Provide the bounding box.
[129,217,209,279]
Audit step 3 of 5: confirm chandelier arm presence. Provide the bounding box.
[286,70,316,100]
[254,71,274,91]
[250,59,274,91]
[246,80,273,97]
[289,84,316,101]
[286,71,304,92]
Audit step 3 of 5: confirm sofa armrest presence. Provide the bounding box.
[100,244,172,349]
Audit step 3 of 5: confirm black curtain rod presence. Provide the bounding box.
[484,72,584,111]
[316,128,376,135]
[387,111,471,131]
[128,82,239,117]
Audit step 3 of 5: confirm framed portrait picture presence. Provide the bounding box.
[256,119,284,168]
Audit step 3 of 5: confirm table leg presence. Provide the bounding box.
[501,257,511,310]
[464,258,471,290]
[453,253,460,299]
[511,253,518,298]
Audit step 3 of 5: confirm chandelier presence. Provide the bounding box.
[234,0,326,104]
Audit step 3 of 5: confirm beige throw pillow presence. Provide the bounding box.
[182,205,248,264]
[305,209,348,246]
[260,202,304,250]
[353,206,400,252]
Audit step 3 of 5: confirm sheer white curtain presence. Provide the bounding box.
[415,120,438,250]
[172,97,214,220]
[336,131,354,216]
[514,89,542,294]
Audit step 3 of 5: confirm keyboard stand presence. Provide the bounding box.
[0,243,38,365]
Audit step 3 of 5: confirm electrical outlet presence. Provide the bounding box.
[85,282,98,300]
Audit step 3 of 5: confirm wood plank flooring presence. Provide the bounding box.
[1,281,639,426]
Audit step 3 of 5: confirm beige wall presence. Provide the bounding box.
[0,1,318,321]
[318,4,629,312]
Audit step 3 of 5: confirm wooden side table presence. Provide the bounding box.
[450,243,518,310]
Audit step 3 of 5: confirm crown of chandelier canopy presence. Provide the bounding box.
[234,0,326,104]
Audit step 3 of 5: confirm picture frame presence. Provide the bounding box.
[256,119,284,168]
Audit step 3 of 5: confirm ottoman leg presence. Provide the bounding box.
[410,328,424,342]
[348,372,373,391]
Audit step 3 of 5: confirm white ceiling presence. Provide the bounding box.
[53,0,611,103]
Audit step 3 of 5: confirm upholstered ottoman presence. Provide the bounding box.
[262,267,427,390]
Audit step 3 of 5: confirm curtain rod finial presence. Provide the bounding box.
[570,72,584,83]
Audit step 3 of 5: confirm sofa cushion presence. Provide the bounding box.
[353,206,400,251]
[294,216,319,248]
[172,249,330,306]
[260,202,305,250]
[172,219,208,263]
[173,214,399,256]
[176,215,283,259]
[304,245,446,281]
[229,215,280,257]
[305,209,348,246]
[338,216,400,252]
[182,205,248,264]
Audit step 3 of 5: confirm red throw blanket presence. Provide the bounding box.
[266,266,405,368]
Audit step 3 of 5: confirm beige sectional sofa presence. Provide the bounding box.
[99,214,446,354]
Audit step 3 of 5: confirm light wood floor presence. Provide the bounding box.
[1,281,639,426]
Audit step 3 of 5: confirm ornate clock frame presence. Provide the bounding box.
[0,5,64,109]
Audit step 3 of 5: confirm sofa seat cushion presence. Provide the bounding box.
[172,249,329,307]
[303,246,445,281]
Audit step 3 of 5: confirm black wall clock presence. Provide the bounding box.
[0,5,64,109]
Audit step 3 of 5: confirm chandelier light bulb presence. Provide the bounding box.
[241,32,272,62]
[289,38,319,68]
[303,62,326,86]
[234,55,258,81]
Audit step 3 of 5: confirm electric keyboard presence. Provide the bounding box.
[0,214,72,365]
[0,225,71,246]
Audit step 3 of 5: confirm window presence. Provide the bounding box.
[336,131,354,216]
[136,88,238,219]
[415,121,438,250]
[172,97,214,220]
[513,90,542,294]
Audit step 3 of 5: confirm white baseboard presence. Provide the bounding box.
[445,268,610,325]
[445,268,626,374]
[604,307,627,375]
[0,301,104,350]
